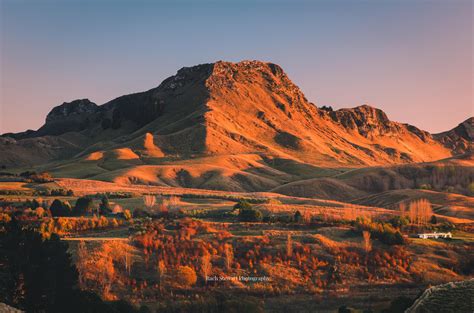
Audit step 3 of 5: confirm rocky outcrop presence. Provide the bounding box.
[45,99,98,123]
[36,99,100,136]
[328,105,432,142]
[434,117,473,155]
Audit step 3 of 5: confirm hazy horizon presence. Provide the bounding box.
[1,0,472,134]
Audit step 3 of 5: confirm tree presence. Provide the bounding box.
[123,209,132,220]
[0,220,141,313]
[174,266,197,288]
[50,199,72,217]
[157,260,166,293]
[74,197,94,216]
[399,202,407,217]
[362,231,372,254]
[99,197,111,215]
[112,204,123,215]
[238,208,263,222]
[408,199,432,225]
[132,208,149,218]
[224,243,233,270]
[0,219,77,312]
[389,216,409,228]
[35,207,46,218]
[430,215,438,224]
[143,195,156,212]
[286,234,293,257]
[294,211,303,223]
[77,242,116,300]
[200,251,212,283]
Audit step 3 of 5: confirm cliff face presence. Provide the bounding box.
[0,60,463,168]
[434,118,473,155]
[195,61,450,165]
[37,99,100,136]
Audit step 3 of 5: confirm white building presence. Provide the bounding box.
[417,232,452,239]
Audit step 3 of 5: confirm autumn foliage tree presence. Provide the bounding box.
[408,199,433,225]
[174,266,197,288]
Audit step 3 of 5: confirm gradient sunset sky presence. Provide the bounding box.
[1,0,472,134]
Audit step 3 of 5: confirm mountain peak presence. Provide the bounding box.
[0,60,460,168]
[45,99,98,123]
[209,60,288,82]
[434,117,474,154]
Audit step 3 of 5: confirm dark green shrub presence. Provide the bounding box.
[233,200,252,211]
[238,208,263,222]
[99,197,111,215]
[294,210,303,223]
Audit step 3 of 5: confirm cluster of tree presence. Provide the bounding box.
[19,171,54,183]
[39,216,123,239]
[399,199,434,226]
[49,197,96,217]
[35,188,74,196]
[92,192,134,199]
[355,217,405,245]
[76,241,133,300]
[349,165,474,196]
[178,193,267,204]
[24,198,50,210]
[130,218,420,299]
[154,292,264,313]
[0,190,29,195]
[234,201,263,222]
[142,194,181,216]
[0,218,146,313]
[261,210,313,224]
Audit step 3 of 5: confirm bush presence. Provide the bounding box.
[389,216,409,228]
[132,209,149,218]
[238,208,263,222]
[233,200,252,211]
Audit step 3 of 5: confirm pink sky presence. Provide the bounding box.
[1,0,472,134]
